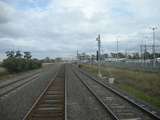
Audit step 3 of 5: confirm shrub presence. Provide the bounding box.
[2,51,42,73]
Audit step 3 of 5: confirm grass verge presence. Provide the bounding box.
[0,67,9,79]
[80,64,160,109]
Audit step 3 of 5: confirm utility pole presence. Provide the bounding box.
[140,45,143,65]
[144,39,147,66]
[101,45,104,63]
[96,34,102,77]
[77,49,79,63]
[125,49,127,59]
[116,37,119,61]
[150,27,158,67]
[77,50,78,59]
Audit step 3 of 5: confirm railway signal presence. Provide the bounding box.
[96,34,102,77]
[116,36,119,62]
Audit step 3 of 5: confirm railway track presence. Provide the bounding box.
[23,66,65,120]
[0,71,41,98]
[66,64,112,120]
[72,65,160,120]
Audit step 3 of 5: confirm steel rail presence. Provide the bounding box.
[0,71,40,89]
[0,76,39,97]
[75,65,160,120]
[65,64,67,120]
[23,65,65,120]
[72,67,119,120]
[22,68,59,120]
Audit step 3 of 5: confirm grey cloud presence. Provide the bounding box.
[0,1,14,24]
[0,0,160,59]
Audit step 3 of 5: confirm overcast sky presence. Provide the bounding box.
[0,0,160,59]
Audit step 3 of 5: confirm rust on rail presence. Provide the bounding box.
[24,67,65,120]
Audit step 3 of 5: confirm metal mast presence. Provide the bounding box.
[151,27,157,67]
[116,37,119,61]
[96,34,102,77]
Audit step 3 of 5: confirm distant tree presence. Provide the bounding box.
[24,52,32,59]
[132,52,140,59]
[118,52,125,58]
[81,52,86,60]
[155,53,160,58]
[141,52,151,59]
[51,59,55,63]
[149,53,153,59]
[55,57,62,62]
[91,54,96,64]
[110,53,116,58]
[144,52,150,59]
[15,50,22,58]
[100,53,108,60]
[85,55,90,60]
[44,57,50,62]
[127,55,132,59]
[91,54,96,60]
[3,50,41,73]
[5,51,15,58]
[103,53,108,58]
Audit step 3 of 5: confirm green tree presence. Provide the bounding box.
[15,50,22,58]
[24,52,32,59]
[3,50,41,73]
[118,52,125,58]
[110,53,116,58]
[5,51,15,58]
[133,52,140,59]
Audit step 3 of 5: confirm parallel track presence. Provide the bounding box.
[0,71,40,98]
[23,66,65,120]
[72,65,160,120]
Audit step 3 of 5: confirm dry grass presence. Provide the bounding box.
[81,64,160,109]
[104,66,160,96]
[0,67,8,76]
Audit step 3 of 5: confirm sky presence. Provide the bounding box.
[0,0,160,60]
